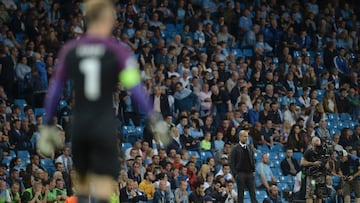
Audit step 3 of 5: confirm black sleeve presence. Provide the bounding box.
[21,191,31,203]
[230,145,239,176]
[280,159,289,176]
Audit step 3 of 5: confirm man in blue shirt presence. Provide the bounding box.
[255,153,278,191]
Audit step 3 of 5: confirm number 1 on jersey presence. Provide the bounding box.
[79,58,101,101]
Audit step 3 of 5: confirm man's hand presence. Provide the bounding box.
[313,161,322,167]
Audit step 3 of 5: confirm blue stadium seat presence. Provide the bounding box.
[340,113,352,121]
[135,126,144,138]
[268,151,279,160]
[317,89,325,102]
[17,150,30,160]
[41,159,56,176]
[279,175,294,186]
[270,160,280,168]
[34,108,46,116]
[14,99,27,109]
[1,156,12,167]
[273,57,279,65]
[278,152,286,160]
[332,176,341,186]
[242,49,253,57]
[293,50,301,58]
[254,151,261,161]
[58,100,68,110]
[256,190,268,200]
[292,152,303,165]
[121,142,132,151]
[327,113,339,121]
[199,47,206,53]
[175,23,184,32]
[9,150,16,158]
[244,191,250,200]
[40,158,54,168]
[329,128,341,137]
[257,145,270,153]
[270,144,284,152]
[233,49,242,56]
[272,167,283,177]
[165,23,176,31]
[187,150,200,159]
[199,150,213,163]
[122,125,139,144]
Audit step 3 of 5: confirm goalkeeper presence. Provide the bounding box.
[38,0,152,202]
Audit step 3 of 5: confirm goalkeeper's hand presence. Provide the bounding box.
[37,125,64,157]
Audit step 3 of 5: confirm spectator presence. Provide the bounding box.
[280,148,301,176]
[255,153,279,191]
[323,90,338,113]
[287,124,304,152]
[204,180,228,203]
[263,185,282,203]
[153,180,170,202]
[174,82,198,114]
[338,150,360,203]
[336,88,351,114]
[333,48,350,76]
[314,119,329,138]
[347,87,360,120]
[138,171,155,200]
[200,131,212,150]
[189,181,205,203]
[174,180,189,203]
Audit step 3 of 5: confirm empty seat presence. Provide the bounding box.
[257,145,270,153]
[199,150,213,163]
[327,113,339,121]
[17,150,30,160]
[340,113,352,121]
[292,152,303,165]
[14,99,27,109]
[34,108,46,116]
[242,49,253,57]
[1,156,12,167]
[187,150,200,159]
[121,142,132,151]
[270,144,284,153]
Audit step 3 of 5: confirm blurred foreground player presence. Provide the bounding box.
[38,0,151,202]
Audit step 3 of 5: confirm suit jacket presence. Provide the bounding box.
[120,187,148,203]
[230,143,255,176]
[153,189,170,203]
[150,94,170,117]
[167,137,182,154]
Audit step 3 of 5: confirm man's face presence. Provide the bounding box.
[239,132,248,144]
[286,150,293,158]
[262,154,269,164]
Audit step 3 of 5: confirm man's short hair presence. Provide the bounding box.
[85,0,113,25]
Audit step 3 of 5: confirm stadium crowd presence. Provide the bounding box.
[0,0,360,202]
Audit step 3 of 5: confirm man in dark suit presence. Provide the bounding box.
[150,85,170,118]
[120,179,147,203]
[153,180,170,203]
[280,148,301,176]
[230,130,258,203]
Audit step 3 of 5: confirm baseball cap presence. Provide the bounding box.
[221,154,228,159]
